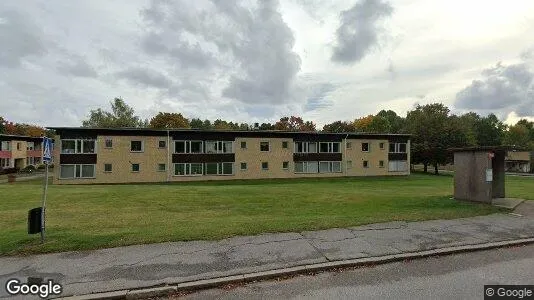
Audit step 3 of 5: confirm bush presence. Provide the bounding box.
[37,164,46,170]
[20,165,36,173]
[0,168,17,175]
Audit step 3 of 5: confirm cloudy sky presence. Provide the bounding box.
[1,0,533,128]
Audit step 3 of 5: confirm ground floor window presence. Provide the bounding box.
[174,163,203,176]
[389,160,408,172]
[60,164,96,179]
[319,161,342,173]
[204,162,233,175]
[295,161,319,173]
[0,158,10,168]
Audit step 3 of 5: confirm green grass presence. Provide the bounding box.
[1,173,532,256]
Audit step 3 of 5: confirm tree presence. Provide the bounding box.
[405,103,470,174]
[82,98,145,128]
[213,119,233,130]
[0,116,5,134]
[353,115,374,132]
[322,121,355,133]
[149,112,190,129]
[475,113,506,146]
[504,124,530,148]
[274,116,316,131]
[376,110,405,133]
[516,119,534,143]
[259,123,275,130]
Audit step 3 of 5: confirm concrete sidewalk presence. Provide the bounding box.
[1,210,534,299]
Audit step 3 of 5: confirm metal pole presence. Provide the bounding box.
[40,163,49,243]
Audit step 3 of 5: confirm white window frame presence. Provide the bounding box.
[27,142,34,151]
[319,161,342,173]
[1,141,10,151]
[261,162,269,170]
[59,164,96,179]
[1,158,11,168]
[361,142,370,153]
[294,142,317,153]
[389,160,408,172]
[174,140,204,154]
[389,143,407,153]
[131,163,140,172]
[240,162,247,170]
[130,140,144,153]
[204,141,233,154]
[174,163,204,176]
[104,163,112,173]
[158,140,167,149]
[203,162,234,176]
[294,161,319,173]
[379,142,385,150]
[319,142,341,153]
[282,161,289,170]
[104,138,113,149]
[363,160,369,168]
[157,163,167,172]
[61,139,97,154]
[379,160,385,168]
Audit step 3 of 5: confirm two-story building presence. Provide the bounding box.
[48,127,411,184]
[0,134,46,170]
[505,151,531,173]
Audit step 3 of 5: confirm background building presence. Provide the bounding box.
[0,134,47,170]
[49,128,411,184]
[505,151,531,173]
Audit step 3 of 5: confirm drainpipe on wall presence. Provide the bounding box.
[166,130,171,182]
[344,133,349,177]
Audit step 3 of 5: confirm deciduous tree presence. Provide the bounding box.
[82,98,145,128]
[149,112,190,129]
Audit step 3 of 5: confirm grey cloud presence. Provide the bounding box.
[139,0,302,106]
[116,67,172,89]
[455,61,534,117]
[0,9,46,68]
[57,56,97,78]
[304,83,336,112]
[332,0,393,63]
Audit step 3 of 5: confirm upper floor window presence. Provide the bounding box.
[175,140,203,153]
[241,141,247,149]
[17,143,21,150]
[27,142,34,150]
[389,143,407,153]
[362,143,369,152]
[61,139,96,154]
[282,141,288,149]
[294,141,317,153]
[319,142,340,153]
[346,142,352,149]
[379,142,385,150]
[131,141,143,152]
[104,139,113,148]
[260,141,270,152]
[158,140,166,148]
[0,141,10,151]
[205,141,232,154]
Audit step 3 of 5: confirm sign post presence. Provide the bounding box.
[41,137,53,243]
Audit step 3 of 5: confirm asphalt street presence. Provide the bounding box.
[180,244,534,300]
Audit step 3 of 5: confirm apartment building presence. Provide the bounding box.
[505,151,531,173]
[49,127,411,184]
[0,134,46,170]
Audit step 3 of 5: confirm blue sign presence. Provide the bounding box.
[43,137,53,164]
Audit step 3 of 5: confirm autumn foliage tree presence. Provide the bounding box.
[149,112,190,129]
[322,121,355,133]
[274,116,316,131]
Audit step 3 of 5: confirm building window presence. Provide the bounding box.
[131,163,140,172]
[204,141,233,153]
[389,160,408,172]
[174,163,203,176]
[175,140,204,154]
[262,162,269,170]
[379,142,385,150]
[159,140,166,148]
[60,164,95,179]
[0,141,10,151]
[294,161,318,173]
[346,142,352,149]
[389,143,407,153]
[363,161,369,168]
[204,162,233,175]
[282,141,288,149]
[347,160,352,169]
[27,142,34,150]
[104,164,112,172]
[157,163,166,172]
[294,142,317,153]
[282,161,289,169]
[379,160,385,168]
[61,139,96,154]
[260,142,270,152]
[319,161,342,173]
[319,142,341,153]
[240,162,247,170]
[105,139,113,148]
[241,141,247,149]
[362,143,369,152]
[131,141,143,152]
[17,143,21,150]
[0,158,10,168]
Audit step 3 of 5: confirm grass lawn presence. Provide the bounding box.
[1,173,532,256]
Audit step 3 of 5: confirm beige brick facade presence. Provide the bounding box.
[52,130,411,184]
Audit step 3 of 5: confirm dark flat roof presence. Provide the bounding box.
[0,134,45,142]
[47,127,411,140]
[449,146,525,152]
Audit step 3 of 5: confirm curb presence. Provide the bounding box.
[57,237,534,300]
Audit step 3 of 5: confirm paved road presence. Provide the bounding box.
[181,244,534,300]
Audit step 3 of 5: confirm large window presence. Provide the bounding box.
[205,141,233,153]
[27,142,34,150]
[294,142,317,153]
[175,140,203,153]
[60,164,95,179]
[0,158,10,168]
[319,142,341,153]
[260,141,270,152]
[389,143,407,153]
[0,141,10,151]
[294,161,318,173]
[361,143,369,152]
[61,139,96,154]
[174,163,203,176]
[389,160,408,172]
[204,162,233,175]
[319,161,342,173]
